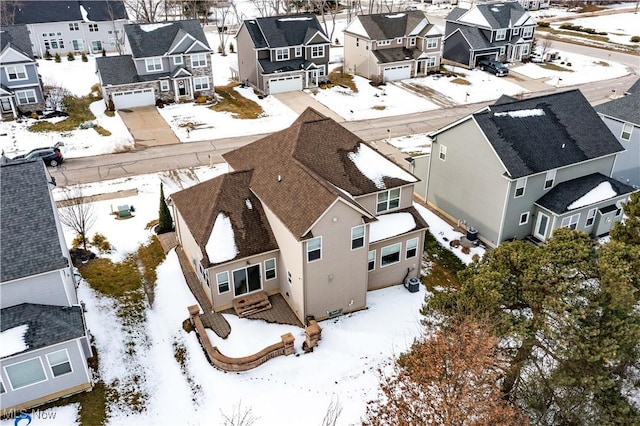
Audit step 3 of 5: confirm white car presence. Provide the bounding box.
[529,52,544,63]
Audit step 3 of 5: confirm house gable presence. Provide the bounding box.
[0,47,33,65]
[353,11,434,41]
[304,30,330,45]
[245,14,328,49]
[0,25,33,60]
[457,7,492,28]
[343,18,369,39]
[125,19,211,59]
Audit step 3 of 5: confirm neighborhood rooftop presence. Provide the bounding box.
[348,11,436,40]
[0,25,33,59]
[243,13,327,49]
[446,2,529,29]
[124,19,210,58]
[8,0,128,25]
[594,86,640,126]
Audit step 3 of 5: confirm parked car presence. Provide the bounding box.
[529,52,544,63]
[12,146,64,166]
[478,58,509,77]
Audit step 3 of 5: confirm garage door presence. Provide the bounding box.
[268,75,302,94]
[383,65,411,82]
[112,88,155,109]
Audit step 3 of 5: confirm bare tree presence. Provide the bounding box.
[213,1,233,55]
[540,38,553,58]
[312,0,340,42]
[321,396,343,426]
[43,84,70,111]
[123,0,166,22]
[0,1,23,25]
[221,401,258,426]
[58,187,96,251]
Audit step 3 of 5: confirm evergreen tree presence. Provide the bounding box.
[158,183,173,233]
[610,191,640,245]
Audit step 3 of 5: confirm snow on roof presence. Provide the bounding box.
[346,19,369,38]
[490,7,500,12]
[459,8,491,27]
[409,19,428,36]
[370,212,416,242]
[278,17,313,21]
[205,212,238,263]
[140,23,174,32]
[568,181,617,210]
[80,5,92,22]
[494,108,545,118]
[245,199,253,210]
[0,325,29,358]
[385,13,406,19]
[347,143,417,190]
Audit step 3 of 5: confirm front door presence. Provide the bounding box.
[177,79,189,96]
[233,264,261,296]
[0,98,11,113]
[534,212,550,241]
[307,70,319,87]
[510,45,522,62]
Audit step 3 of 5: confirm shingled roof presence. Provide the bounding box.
[124,19,210,58]
[470,90,624,179]
[242,14,328,49]
[594,80,640,126]
[1,161,69,283]
[348,11,438,40]
[170,170,279,267]
[8,0,127,25]
[0,25,33,59]
[446,2,531,29]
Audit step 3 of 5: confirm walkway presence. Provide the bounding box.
[223,294,303,328]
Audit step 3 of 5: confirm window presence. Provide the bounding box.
[69,22,79,31]
[16,90,36,105]
[499,46,506,56]
[544,170,556,189]
[216,271,229,294]
[233,265,261,296]
[426,38,438,49]
[376,188,401,213]
[47,350,72,377]
[311,45,324,58]
[426,56,437,67]
[307,237,322,262]
[439,144,447,161]
[515,177,527,198]
[160,80,170,91]
[495,29,507,41]
[351,225,365,250]
[275,48,289,61]
[586,208,597,227]
[513,27,520,35]
[0,378,5,393]
[409,37,416,46]
[174,56,184,65]
[287,270,292,285]
[519,211,530,225]
[191,53,207,67]
[561,213,580,230]
[356,38,359,47]
[72,39,84,50]
[377,40,391,46]
[522,44,530,55]
[89,23,99,32]
[265,258,276,280]
[396,37,403,43]
[368,250,375,271]
[91,40,102,52]
[145,57,163,72]
[621,123,633,141]
[295,46,302,57]
[406,238,418,259]
[522,26,534,38]
[193,76,210,91]
[5,358,47,390]
[381,243,401,267]
[5,65,27,81]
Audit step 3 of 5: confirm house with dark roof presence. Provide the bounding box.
[236,14,331,94]
[0,24,45,119]
[443,1,536,68]
[95,19,214,109]
[0,160,92,412]
[343,11,442,82]
[4,0,129,58]
[170,108,428,324]
[594,79,640,189]
[422,89,636,247]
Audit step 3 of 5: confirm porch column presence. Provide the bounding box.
[173,80,178,103]
[10,97,18,119]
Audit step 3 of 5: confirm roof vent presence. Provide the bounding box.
[277,175,282,182]
[561,143,565,149]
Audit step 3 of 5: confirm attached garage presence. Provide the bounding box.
[383,65,411,82]
[268,75,303,94]
[111,88,155,109]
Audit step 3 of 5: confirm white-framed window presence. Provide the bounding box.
[44,38,64,50]
[265,258,276,280]
[409,37,416,46]
[307,236,322,262]
[193,76,210,91]
[88,23,99,32]
[544,170,556,189]
[191,53,207,67]
[69,22,79,31]
[46,349,72,377]
[426,38,438,49]
[561,213,580,230]
[0,378,5,393]
[439,144,447,161]
[376,188,401,213]
[287,270,292,285]
[5,65,27,81]
[615,201,623,217]
[145,57,163,72]
[377,40,391,46]
[295,46,302,57]
[519,211,530,225]
[621,123,633,141]
[275,48,289,61]
[232,265,262,296]
[317,65,326,76]
[174,56,184,65]
[368,250,375,271]
[216,271,229,294]
[5,357,47,390]
[585,208,597,227]
[515,177,527,198]
[396,37,403,44]
[513,27,520,35]
[311,45,324,58]
[351,225,365,250]
[522,26,534,38]
[499,46,506,56]
[426,56,437,67]
[522,44,530,55]
[72,39,84,50]
[381,243,401,267]
[406,238,418,259]
[91,40,102,52]
[16,89,37,105]
[160,80,170,91]
[495,29,507,41]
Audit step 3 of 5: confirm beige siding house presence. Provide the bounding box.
[170,108,428,324]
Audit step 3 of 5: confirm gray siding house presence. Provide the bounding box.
[0,25,45,118]
[1,160,93,412]
[595,79,640,189]
[236,14,331,95]
[343,11,443,82]
[170,108,428,324]
[443,1,536,67]
[424,90,635,247]
[96,19,214,110]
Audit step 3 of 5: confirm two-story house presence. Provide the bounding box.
[443,1,536,68]
[343,11,443,82]
[423,90,635,247]
[236,14,331,95]
[0,24,45,119]
[96,19,214,110]
[1,160,93,412]
[170,108,428,324]
[5,0,129,58]
[594,79,640,189]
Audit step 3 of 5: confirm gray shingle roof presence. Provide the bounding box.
[242,14,327,49]
[9,1,127,25]
[0,25,33,59]
[125,19,210,58]
[535,173,635,214]
[1,304,86,357]
[96,55,143,85]
[594,89,640,127]
[259,58,311,74]
[627,78,640,94]
[372,47,422,63]
[472,90,624,179]
[447,2,529,29]
[352,11,437,40]
[1,160,69,283]
[450,25,492,50]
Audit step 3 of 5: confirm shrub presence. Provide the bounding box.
[229,42,235,53]
[91,233,113,253]
[107,98,115,112]
[537,21,550,28]
[195,96,206,104]
[67,52,75,61]
[72,234,84,248]
[631,36,640,43]
[44,49,52,60]
[81,52,88,62]
[101,48,106,57]
[31,112,38,119]
[54,52,61,63]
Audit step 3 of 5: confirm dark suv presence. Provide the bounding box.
[478,58,509,77]
[12,146,64,166]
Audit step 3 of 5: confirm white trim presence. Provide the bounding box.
[405,237,418,259]
[4,357,48,391]
[216,270,230,294]
[15,89,37,105]
[368,250,376,271]
[351,225,365,250]
[191,53,207,67]
[560,213,580,230]
[306,236,322,262]
[519,211,530,225]
[264,258,277,280]
[534,212,550,240]
[145,57,163,72]
[380,242,402,268]
[514,177,527,198]
[4,64,28,81]
[46,348,73,378]
[376,187,401,213]
[585,208,597,227]
[621,122,633,141]
[231,263,263,297]
[167,33,196,55]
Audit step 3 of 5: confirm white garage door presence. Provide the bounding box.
[268,75,303,94]
[112,88,155,109]
[383,65,411,82]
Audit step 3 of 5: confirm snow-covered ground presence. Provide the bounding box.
[547,11,640,46]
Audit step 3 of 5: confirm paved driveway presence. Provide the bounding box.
[118,106,179,147]
[273,91,345,123]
